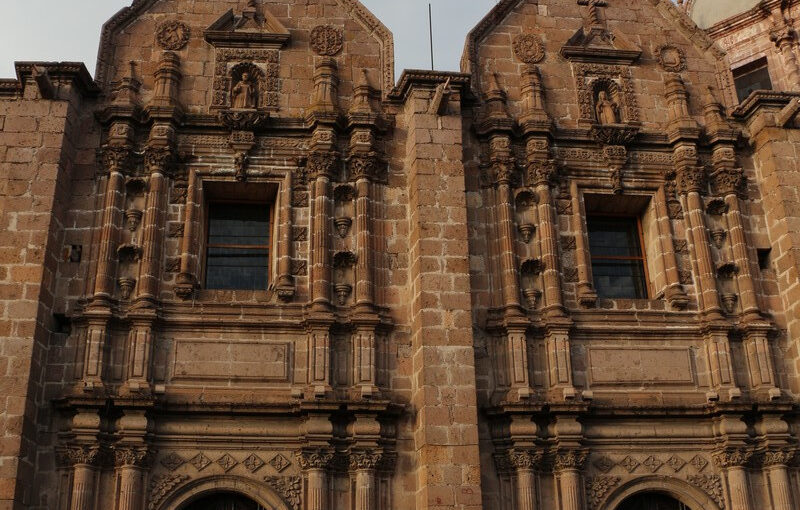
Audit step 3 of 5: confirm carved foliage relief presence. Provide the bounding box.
[574,63,639,124]
[513,34,545,64]
[157,21,191,50]
[212,49,279,110]
[310,25,344,56]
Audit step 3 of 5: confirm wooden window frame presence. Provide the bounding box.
[587,213,651,300]
[202,199,273,291]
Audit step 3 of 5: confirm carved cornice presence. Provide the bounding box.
[712,449,753,468]
[296,449,334,470]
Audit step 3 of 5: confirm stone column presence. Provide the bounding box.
[114,447,151,510]
[350,153,377,314]
[490,145,524,317]
[714,450,753,510]
[297,449,334,510]
[763,450,796,510]
[350,451,381,510]
[771,27,800,91]
[136,144,172,305]
[175,168,199,299]
[527,159,566,318]
[509,449,542,510]
[570,181,597,307]
[308,150,338,313]
[654,185,689,309]
[93,144,132,302]
[66,446,103,510]
[275,170,295,301]
[554,450,587,510]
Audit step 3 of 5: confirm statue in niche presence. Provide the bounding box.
[232,71,257,109]
[595,90,620,125]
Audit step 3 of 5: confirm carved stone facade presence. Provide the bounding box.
[0,1,799,510]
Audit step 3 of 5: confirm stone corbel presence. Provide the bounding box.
[229,130,256,182]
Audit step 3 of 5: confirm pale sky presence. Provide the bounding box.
[0,0,500,81]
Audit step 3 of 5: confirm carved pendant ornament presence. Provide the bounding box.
[156,21,191,50]
[513,34,545,64]
[310,25,344,56]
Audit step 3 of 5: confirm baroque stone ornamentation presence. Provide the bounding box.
[216,453,238,472]
[712,167,746,196]
[593,455,615,473]
[686,474,725,509]
[307,151,339,180]
[63,445,106,466]
[114,446,154,468]
[619,455,640,473]
[310,25,344,56]
[148,474,189,510]
[290,259,307,276]
[212,49,279,110]
[761,449,796,466]
[574,63,640,124]
[665,455,687,472]
[513,34,546,63]
[642,455,664,472]
[291,191,309,208]
[189,452,212,471]
[350,451,382,471]
[292,227,308,242]
[269,453,291,473]
[100,145,133,174]
[349,153,379,181]
[554,450,588,471]
[712,449,752,468]
[676,166,706,194]
[585,476,621,509]
[508,449,543,469]
[156,21,191,50]
[160,452,185,471]
[265,476,302,510]
[296,449,334,470]
[689,454,708,472]
[527,159,558,187]
[655,44,686,72]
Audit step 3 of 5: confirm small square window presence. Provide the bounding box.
[205,202,271,290]
[733,58,773,103]
[587,216,649,299]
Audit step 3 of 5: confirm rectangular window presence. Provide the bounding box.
[205,202,271,290]
[587,216,648,299]
[733,57,773,103]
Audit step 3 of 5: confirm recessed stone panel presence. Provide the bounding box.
[588,346,695,385]
[172,340,290,383]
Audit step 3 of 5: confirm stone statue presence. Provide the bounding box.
[232,72,257,109]
[595,90,620,124]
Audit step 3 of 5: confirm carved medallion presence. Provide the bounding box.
[513,34,545,64]
[655,45,686,72]
[157,21,191,51]
[310,25,344,56]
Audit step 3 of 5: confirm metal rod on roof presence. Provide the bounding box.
[429,3,435,70]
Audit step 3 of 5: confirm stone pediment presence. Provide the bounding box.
[561,26,641,65]
[205,4,290,48]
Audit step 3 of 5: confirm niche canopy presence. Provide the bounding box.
[561,0,641,65]
[204,2,291,48]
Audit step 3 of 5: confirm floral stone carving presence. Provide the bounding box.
[655,45,686,72]
[310,25,344,56]
[157,21,191,51]
[513,34,545,64]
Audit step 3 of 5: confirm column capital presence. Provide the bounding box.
[490,156,518,187]
[676,165,706,195]
[59,445,108,468]
[553,449,589,472]
[526,159,558,188]
[509,449,543,470]
[308,150,339,180]
[711,167,746,197]
[296,448,335,470]
[144,144,175,175]
[113,445,155,468]
[100,144,133,174]
[349,450,381,471]
[761,448,796,467]
[348,152,379,182]
[712,448,753,468]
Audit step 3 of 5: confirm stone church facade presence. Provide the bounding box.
[0,0,799,509]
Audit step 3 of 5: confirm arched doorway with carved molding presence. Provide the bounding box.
[599,476,723,510]
[154,476,293,510]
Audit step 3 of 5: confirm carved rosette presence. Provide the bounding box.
[114,446,155,468]
[156,21,191,51]
[296,449,334,471]
[310,25,344,56]
[554,450,589,471]
[712,449,752,469]
[144,146,175,176]
[508,449,543,471]
[513,34,545,64]
[307,151,339,180]
[348,153,378,181]
[676,165,706,195]
[349,451,382,471]
[527,159,558,188]
[655,45,687,72]
[712,167,746,197]
[761,449,796,467]
[101,145,133,174]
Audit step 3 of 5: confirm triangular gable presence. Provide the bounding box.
[96,0,395,96]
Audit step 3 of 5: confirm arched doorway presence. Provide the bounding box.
[617,493,691,510]
[181,492,266,510]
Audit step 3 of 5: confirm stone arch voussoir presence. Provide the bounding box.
[599,475,723,510]
[156,475,291,510]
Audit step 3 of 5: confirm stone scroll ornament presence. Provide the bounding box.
[310,25,344,56]
[513,34,545,64]
[156,21,191,51]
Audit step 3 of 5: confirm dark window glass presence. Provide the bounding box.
[205,203,270,290]
[588,216,648,299]
[733,58,772,103]
[182,492,265,510]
